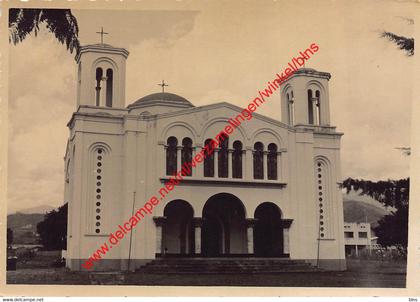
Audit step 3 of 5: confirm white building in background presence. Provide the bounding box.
[343,222,374,256]
[64,43,346,271]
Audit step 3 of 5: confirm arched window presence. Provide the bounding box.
[181,137,193,176]
[95,68,103,106]
[315,90,321,125]
[106,69,113,107]
[218,138,229,178]
[253,142,264,179]
[308,89,314,124]
[267,143,278,180]
[232,141,243,178]
[204,139,214,177]
[166,137,178,176]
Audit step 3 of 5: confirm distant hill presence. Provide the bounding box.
[7,212,46,244]
[343,199,389,228]
[9,204,55,215]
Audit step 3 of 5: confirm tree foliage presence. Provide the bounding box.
[9,8,80,55]
[374,206,408,251]
[381,31,414,56]
[7,228,13,248]
[342,178,409,250]
[37,203,68,250]
[342,178,409,208]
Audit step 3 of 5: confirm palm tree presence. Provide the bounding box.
[9,8,80,55]
[381,32,414,56]
[380,17,414,56]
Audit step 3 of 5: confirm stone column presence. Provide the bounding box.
[245,218,257,254]
[263,151,268,180]
[195,144,203,178]
[177,146,182,172]
[316,97,321,125]
[192,146,197,177]
[312,97,319,125]
[245,147,253,180]
[153,216,167,255]
[241,150,246,179]
[276,151,281,181]
[289,99,295,125]
[283,228,290,254]
[100,77,107,106]
[228,149,233,178]
[192,218,204,254]
[214,148,219,178]
[163,145,168,176]
[282,219,293,255]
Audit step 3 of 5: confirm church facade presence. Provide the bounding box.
[64,43,346,271]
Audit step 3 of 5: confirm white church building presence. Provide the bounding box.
[64,43,346,271]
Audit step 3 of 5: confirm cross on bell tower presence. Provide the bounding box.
[158,80,169,93]
[96,27,109,45]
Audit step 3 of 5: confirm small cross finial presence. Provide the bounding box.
[158,80,169,93]
[96,27,109,45]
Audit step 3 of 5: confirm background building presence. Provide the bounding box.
[344,222,373,256]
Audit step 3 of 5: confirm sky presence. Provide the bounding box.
[7,0,414,213]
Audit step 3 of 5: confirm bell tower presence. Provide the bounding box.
[281,68,331,126]
[75,43,129,108]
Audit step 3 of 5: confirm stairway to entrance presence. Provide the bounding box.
[139,257,321,274]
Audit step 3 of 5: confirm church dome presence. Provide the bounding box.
[128,92,194,110]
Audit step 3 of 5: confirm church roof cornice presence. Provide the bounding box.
[288,68,331,81]
[75,44,129,62]
[147,101,295,131]
[67,105,128,128]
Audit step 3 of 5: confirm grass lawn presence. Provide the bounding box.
[7,259,406,287]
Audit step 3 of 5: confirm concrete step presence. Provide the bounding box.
[139,258,321,274]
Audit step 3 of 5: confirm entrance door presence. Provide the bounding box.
[254,202,283,256]
[201,193,247,256]
[162,200,194,255]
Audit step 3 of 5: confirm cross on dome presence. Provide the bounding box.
[158,80,169,93]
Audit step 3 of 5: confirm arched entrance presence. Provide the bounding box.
[202,193,247,256]
[162,200,194,254]
[254,202,283,256]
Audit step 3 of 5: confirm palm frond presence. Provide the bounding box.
[381,31,414,56]
[8,8,80,55]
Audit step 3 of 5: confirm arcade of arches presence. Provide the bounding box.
[153,193,293,257]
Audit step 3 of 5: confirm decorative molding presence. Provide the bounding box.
[153,216,167,226]
[281,218,294,228]
[159,177,287,188]
[245,218,258,227]
[192,217,204,227]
